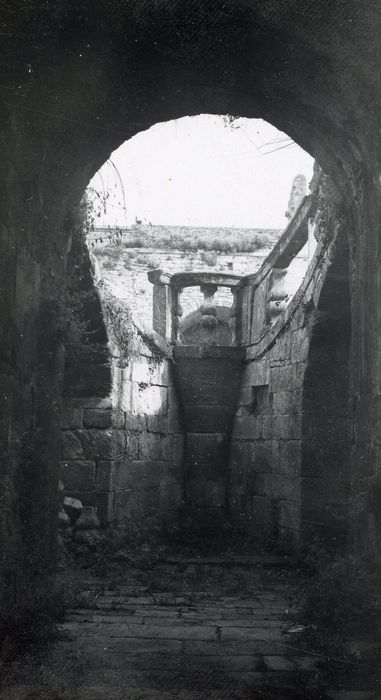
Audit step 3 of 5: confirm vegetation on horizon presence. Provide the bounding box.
[91,225,279,255]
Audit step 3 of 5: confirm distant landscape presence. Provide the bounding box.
[89,224,282,254]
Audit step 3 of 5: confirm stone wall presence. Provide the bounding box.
[111,351,184,533]
[173,345,244,531]
[64,225,111,399]
[229,319,308,550]
[2,0,381,648]
[90,240,279,330]
[228,199,350,552]
[61,338,184,536]
[0,224,61,629]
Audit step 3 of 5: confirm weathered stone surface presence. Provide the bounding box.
[83,409,113,429]
[245,360,270,386]
[180,381,238,407]
[228,441,251,471]
[74,505,101,531]
[277,441,301,476]
[161,433,183,463]
[65,362,111,400]
[95,492,115,524]
[117,460,178,490]
[111,410,125,430]
[6,0,381,655]
[145,413,168,434]
[135,385,168,416]
[108,549,130,562]
[327,693,375,700]
[186,480,226,508]
[167,407,183,434]
[63,495,83,522]
[138,433,167,461]
[61,526,74,540]
[272,391,294,414]
[58,510,70,529]
[61,460,96,492]
[186,433,227,465]
[263,656,296,671]
[233,415,262,440]
[75,430,114,460]
[61,431,84,460]
[95,461,120,491]
[159,482,183,512]
[74,529,103,546]
[270,365,296,393]
[271,473,299,501]
[60,406,83,430]
[183,405,235,433]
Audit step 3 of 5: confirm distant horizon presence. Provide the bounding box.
[90,222,283,232]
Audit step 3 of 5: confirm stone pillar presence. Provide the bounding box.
[148,270,173,340]
[172,287,183,343]
[266,268,288,323]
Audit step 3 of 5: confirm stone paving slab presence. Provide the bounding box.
[63,620,219,641]
[1,556,329,699]
[263,655,297,671]
[182,638,308,656]
[221,625,285,641]
[72,637,183,656]
[158,554,291,567]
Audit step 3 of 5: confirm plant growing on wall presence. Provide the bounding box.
[201,250,218,266]
[97,280,167,367]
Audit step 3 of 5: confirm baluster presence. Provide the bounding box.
[267,268,288,324]
[199,283,218,330]
[171,286,183,343]
[229,287,240,345]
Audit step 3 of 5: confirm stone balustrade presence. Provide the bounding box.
[148,270,243,345]
[238,193,317,340]
[148,190,319,349]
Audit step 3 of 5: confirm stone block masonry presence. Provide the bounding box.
[173,345,244,527]
[61,349,185,535]
[228,212,351,552]
[90,232,278,331]
[59,175,352,553]
[229,318,309,549]
[1,0,381,665]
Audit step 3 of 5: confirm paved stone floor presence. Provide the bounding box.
[0,554,377,699]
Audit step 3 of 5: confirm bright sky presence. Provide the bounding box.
[89,115,314,230]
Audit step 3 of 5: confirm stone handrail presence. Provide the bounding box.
[238,194,316,332]
[147,194,316,347]
[240,195,313,289]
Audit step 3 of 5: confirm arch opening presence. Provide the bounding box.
[2,4,381,692]
[63,114,317,540]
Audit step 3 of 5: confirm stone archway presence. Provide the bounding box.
[1,0,381,636]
